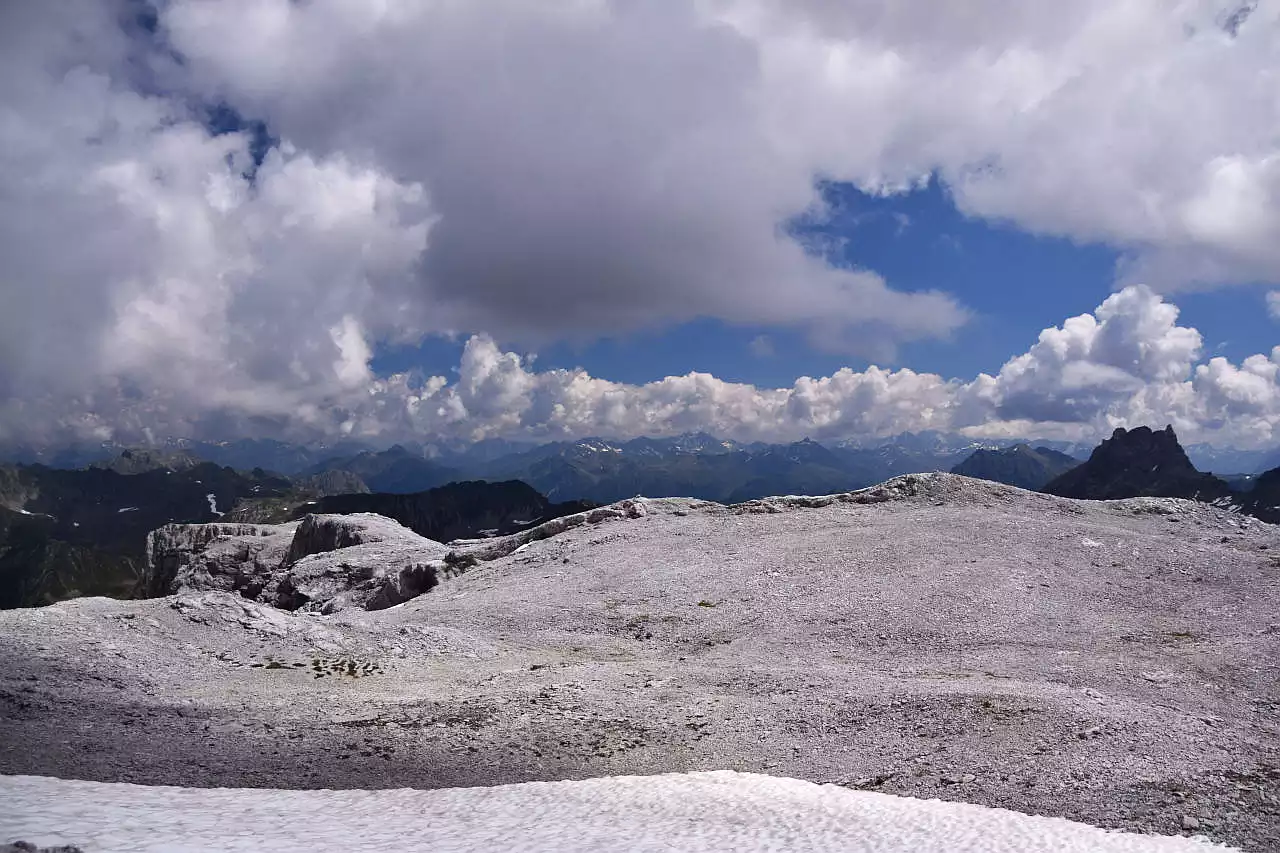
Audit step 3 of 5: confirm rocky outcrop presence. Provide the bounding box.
[1043,426,1232,502]
[2,842,85,853]
[144,513,451,613]
[144,522,292,599]
[950,444,1080,491]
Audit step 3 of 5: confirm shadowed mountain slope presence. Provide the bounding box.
[290,480,594,543]
[950,444,1081,490]
[1042,426,1232,501]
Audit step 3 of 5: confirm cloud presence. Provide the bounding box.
[722,0,1280,290]
[749,336,775,358]
[990,286,1203,424]
[159,0,968,355]
[1268,291,1280,320]
[323,286,1280,449]
[4,2,1280,449]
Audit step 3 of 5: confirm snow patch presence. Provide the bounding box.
[206,493,223,517]
[0,771,1234,853]
[117,507,139,513]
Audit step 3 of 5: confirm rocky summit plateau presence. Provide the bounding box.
[1,474,1278,850]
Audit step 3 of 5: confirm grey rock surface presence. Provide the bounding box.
[2,475,1278,850]
[143,513,450,613]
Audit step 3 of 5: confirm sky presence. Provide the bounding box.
[2,1,1280,450]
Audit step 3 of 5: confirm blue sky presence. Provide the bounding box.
[373,178,1271,389]
[6,1,1280,450]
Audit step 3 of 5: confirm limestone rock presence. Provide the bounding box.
[145,521,296,599]
[144,513,450,613]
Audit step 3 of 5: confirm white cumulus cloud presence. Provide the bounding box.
[2,1,1280,450]
[235,287,1279,451]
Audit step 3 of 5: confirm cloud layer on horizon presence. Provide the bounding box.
[8,283,1280,451]
[2,1,1280,449]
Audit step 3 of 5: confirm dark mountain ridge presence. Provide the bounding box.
[292,480,594,543]
[1042,426,1233,501]
[302,444,462,494]
[951,444,1081,491]
[0,462,295,608]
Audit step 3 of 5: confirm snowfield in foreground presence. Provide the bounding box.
[0,771,1237,853]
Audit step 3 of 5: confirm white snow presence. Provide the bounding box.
[0,771,1234,853]
[117,507,139,513]
[206,493,223,517]
[16,508,32,515]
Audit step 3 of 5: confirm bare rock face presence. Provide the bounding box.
[1043,425,1232,501]
[143,522,294,599]
[144,513,450,613]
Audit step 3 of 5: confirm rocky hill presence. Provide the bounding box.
[0,475,1275,850]
[0,457,596,609]
[1042,426,1233,501]
[950,444,1081,490]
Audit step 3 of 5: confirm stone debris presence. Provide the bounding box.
[1,474,1276,851]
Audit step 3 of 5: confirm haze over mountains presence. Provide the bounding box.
[6,431,1078,498]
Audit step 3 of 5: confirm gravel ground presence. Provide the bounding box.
[1,475,1277,850]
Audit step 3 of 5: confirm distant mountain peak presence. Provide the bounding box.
[1043,425,1230,501]
[951,444,1080,491]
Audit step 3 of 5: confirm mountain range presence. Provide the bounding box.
[2,426,1276,611]
[304,432,1024,504]
[949,444,1082,491]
